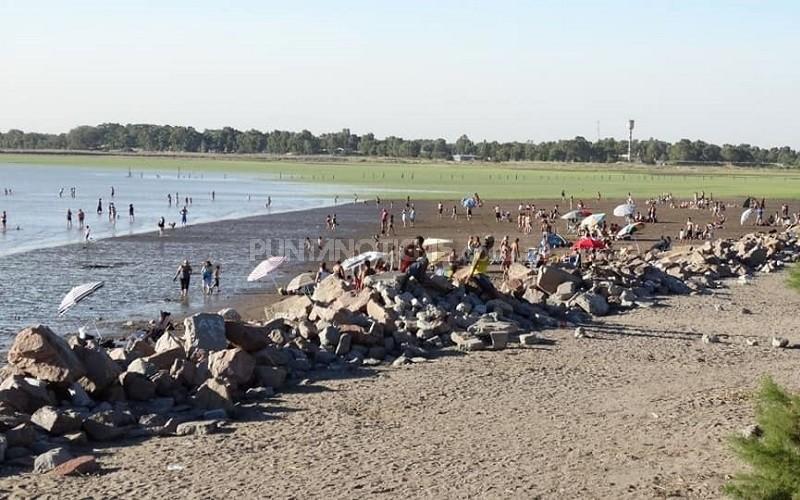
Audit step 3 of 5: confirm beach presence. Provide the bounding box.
[2,270,797,499]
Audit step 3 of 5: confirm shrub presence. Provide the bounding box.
[725,377,800,499]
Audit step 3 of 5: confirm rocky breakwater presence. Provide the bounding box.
[0,230,796,477]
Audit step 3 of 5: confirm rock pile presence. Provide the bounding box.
[0,229,796,475]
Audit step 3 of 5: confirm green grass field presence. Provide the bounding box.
[3,153,800,200]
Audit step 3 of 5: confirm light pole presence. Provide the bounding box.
[627,119,635,162]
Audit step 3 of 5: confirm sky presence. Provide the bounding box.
[1,0,798,147]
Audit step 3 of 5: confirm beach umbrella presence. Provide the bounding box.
[285,272,316,293]
[342,251,387,271]
[560,209,592,220]
[740,208,754,225]
[546,233,569,248]
[580,213,606,227]
[613,204,636,217]
[247,256,287,283]
[423,237,453,248]
[571,237,606,250]
[427,250,450,265]
[461,197,477,209]
[58,281,104,316]
[617,222,645,239]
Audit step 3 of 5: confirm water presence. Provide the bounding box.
[0,162,360,346]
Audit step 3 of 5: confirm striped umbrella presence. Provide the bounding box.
[560,209,592,220]
[617,222,645,238]
[58,281,104,316]
[342,251,387,271]
[580,213,606,227]
[247,256,287,283]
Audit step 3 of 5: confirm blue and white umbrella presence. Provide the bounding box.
[58,281,104,316]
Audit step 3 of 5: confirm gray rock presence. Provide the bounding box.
[127,358,158,377]
[183,313,227,354]
[218,307,242,322]
[30,406,83,435]
[702,334,720,344]
[176,420,220,436]
[119,371,156,401]
[573,292,609,316]
[772,337,789,348]
[33,447,73,473]
[319,326,341,348]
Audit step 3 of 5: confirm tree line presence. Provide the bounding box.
[1,123,798,166]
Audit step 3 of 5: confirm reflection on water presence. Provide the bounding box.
[0,162,363,346]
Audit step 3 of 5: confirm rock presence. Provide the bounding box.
[0,375,56,413]
[83,414,125,442]
[488,331,508,350]
[335,333,352,356]
[574,327,586,339]
[311,275,351,304]
[61,431,88,445]
[126,339,155,358]
[119,371,156,401]
[7,325,86,383]
[536,266,581,294]
[144,347,185,371]
[573,292,610,316]
[254,366,287,389]
[662,275,691,295]
[741,307,752,315]
[193,378,234,412]
[467,317,521,337]
[772,337,789,348]
[176,420,220,436]
[264,295,313,322]
[745,338,759,346]
[507,262,534,281]
[224,322,270,352]
[208,348,255,386]
[553,281,578,302]
[6,422,36,447]
[331,288,376,313]
[71,344,122,392]
[702,334,720,344]
[183,313,227,354]
[252,346,291,366]
[522,287,547,306]
[50,455,99,476]
[451,332,486,351]
[154,331,183,353]
[319,326,341,348]
[67,382,94,407]
[127,358,158,377]
[33,447,73,474]
[366,299,396,327]
[218,308,242,322]
[519,333,545,346]
[0,434,6,462]
[363,271,407,289]
[30,406,83,435]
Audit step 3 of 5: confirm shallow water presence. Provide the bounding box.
[0,162,364,346]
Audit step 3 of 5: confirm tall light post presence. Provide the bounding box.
[627,119,635,162]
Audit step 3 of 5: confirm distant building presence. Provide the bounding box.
[453,154,477,162]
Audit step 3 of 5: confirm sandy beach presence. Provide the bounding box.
[1,270,796,499]
[0,194,797,498]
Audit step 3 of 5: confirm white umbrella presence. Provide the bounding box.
[580,213,606,227]
[342,251,387,271]
[423,238,453,248]
[560,209,591,220]
[613,204,636,217]
[58,281,104,316]
[286,272,316,293]
[617,222,645,238]
[247,256,287,283]
[740,208,754,225]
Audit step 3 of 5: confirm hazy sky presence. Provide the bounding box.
[1,1,798,146]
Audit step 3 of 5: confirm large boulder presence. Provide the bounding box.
[83,412,127,441]
[30,406,83,435]
[0,375,56,413]
[71,344,122,392]
[331,288,377,313]
[143,347,185,371]
[264,295,312,322]
[154,331,183,353]
[536,266,581,295]
[573,292,610,316]
[33,447,73,474]
[183,313,227,354]
[224,322,270,352]
[192,378,234,412]
[218,308,242,322]
[208,348,255,386]
[311,275,351,305]
[7,325,85,383]
[119,372,156,401]
[254,366,287,389]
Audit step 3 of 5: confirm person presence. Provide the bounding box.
[201,261,214,295]
[144,311,174,342]
[304,237,312,253]
[401,208,407,228]
[437,202,443,218]
[97,198,103,215]
[380,208,389,234]
[451,204,458,220]
[315,262,330,284]
[401,236,427,280]
[267,196,272,208]
[388,214,396,235]
[180,206,188,226]
[331,213,337,231]
[212,265,221,294]
[332,260,345,280]
[1,210,6,231]
[466,205,472,221]
[317,235,323,250]
[211,190,215,201]
[511,237,521,263]
[408,205,416,227]
[78,209,85,229]
[128,203,135,222]
[173,259,193,298]
[66,209,72,229]
[458,235,496,298]
[500,236,511,279]
[158,216,166,235]
[84,225,91,242]
[167,193,172,206]
[357,260,376,290]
